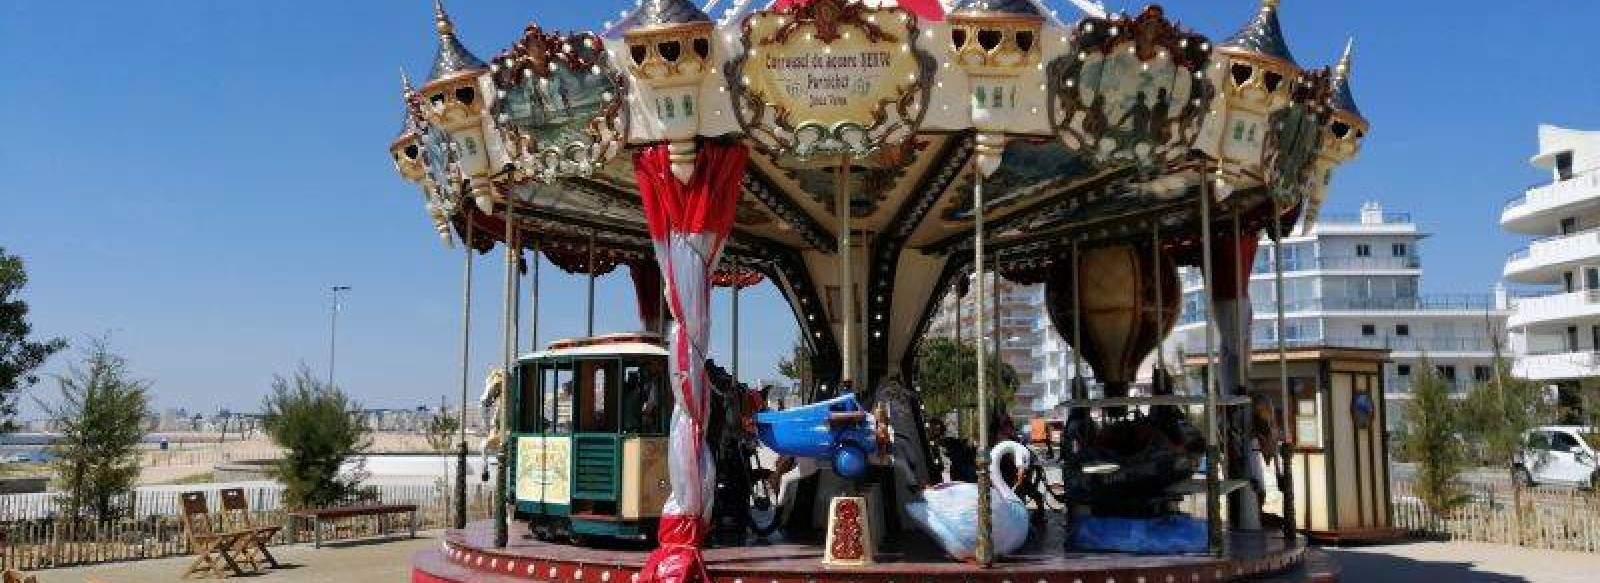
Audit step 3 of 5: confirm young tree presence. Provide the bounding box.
[425,409,460,518]
[913,337,1019,439]
[261,366,372,509]
[775,334,813,401]
[44,339,151,521]
[1,248,67,434]
[1398,356,1472,515]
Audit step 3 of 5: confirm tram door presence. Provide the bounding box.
[513,359,573,517]
[618,358,671,524]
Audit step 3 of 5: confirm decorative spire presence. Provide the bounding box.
[400,67,416,96]
[427,0,486,82]
[951,0,1046,17]
[1221,0,1297,66]
[619,0,711,32]
[1330,36,1363,119]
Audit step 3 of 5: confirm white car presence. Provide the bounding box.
[1515,426,1600,488]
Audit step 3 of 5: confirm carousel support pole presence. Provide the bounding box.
[973,163,994,568]
[586,231,597,337]
[1270,197,1297,541]
[731,260,741,383]
[1200,165,1224,556]
[495,210,521,549]
[455,219,473,530]
[837,155,857,388]
[1231,207,1261,531]
[530,238,541,351]
[1070,241,1085,401]
[1153,220,1166,383]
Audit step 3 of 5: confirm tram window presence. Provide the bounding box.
[547,363,574,434]
[516,363,541,432]
[620,358,669,434]
[577,360,619,432]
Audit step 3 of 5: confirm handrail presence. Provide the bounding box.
[1504,167,1600,211]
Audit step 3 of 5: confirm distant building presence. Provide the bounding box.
[1502,125,1600,411]
[1168,202,1510,430]
[923,273,1048,418]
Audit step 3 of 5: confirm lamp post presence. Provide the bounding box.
[328,285,352,388]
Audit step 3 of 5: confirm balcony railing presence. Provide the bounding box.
[1507,225,1600,264]
[1177,294,1498,324]
[1311,212,1414,225]
[1502,169,1600,213]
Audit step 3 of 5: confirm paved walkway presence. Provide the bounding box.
[29,534,1600,582]
[39,531,436,582]
[1329,540,1600,583]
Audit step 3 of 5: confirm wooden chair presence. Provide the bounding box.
[2,569,39,583]
[178,491,253,578]
[219,488,281,569]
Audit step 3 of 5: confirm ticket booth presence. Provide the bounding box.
[1189,346,1401,541]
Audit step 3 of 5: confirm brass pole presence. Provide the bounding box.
[455,216,472,529]
[494,207,520,548]
[732,260,741,383]
[530,238,540,351]
[837,156,857,388]
[1200,164,1223,556]
[1270,197,1296,541]
[586,231,597,337]
[973,162,993,568]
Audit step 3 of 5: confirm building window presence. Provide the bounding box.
[1473,365,1492,382]
[1557,151,1575,181]
[1436,365,1457,383]
[1361,324,1376,336]
[1391,243,1407,257]
[1395,324,1410,337]
[1561,217,1578,235]
[1356,244,1371,257]
[1396,364,1411,376]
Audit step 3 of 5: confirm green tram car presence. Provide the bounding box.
[509,333,672,541]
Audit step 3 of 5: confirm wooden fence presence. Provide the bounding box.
[1392,480,1600,553]
[0,483,493,571]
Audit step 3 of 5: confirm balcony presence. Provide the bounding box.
[1501,171,1600,235]
[1504,227,1600,283]
[1508,290,1600,328]
[1176,294,1499,325]
[1514,351,1600,381]
[1230,335,1497,354]
[1182,256,1421,290]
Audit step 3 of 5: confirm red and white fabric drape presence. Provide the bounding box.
[633,141,748,583]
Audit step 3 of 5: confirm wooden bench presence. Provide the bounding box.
[290,503,418,548]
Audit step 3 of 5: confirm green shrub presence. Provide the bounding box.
[261,366,371,509]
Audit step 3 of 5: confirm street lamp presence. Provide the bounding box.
[328,285,352,388]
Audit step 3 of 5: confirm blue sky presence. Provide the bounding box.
[2,1,1598,417]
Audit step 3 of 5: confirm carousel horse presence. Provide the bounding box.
[904,440,1033,561]
[478,367,506,480]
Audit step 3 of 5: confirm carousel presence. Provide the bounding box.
[391,0,1367,581]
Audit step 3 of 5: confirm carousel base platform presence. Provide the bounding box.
[412,520,1336,582]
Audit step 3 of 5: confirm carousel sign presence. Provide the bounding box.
[731,0,932,158]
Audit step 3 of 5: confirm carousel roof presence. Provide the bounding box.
[950,0,1046,17]
[1330,38,1363,120]
[428,0,486,81]
[619,0,712,30]
[1220,0,1296,66]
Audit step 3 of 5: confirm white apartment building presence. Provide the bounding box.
[924,274,1047,419]
[1502,125,1600,410]
[1168,202,1510,430]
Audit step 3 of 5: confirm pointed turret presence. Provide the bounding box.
[1329,37,1363,122]
[1220,0,1297,67]
[618,0,712,31]
[392,68,426,184]
[428,0,486,82]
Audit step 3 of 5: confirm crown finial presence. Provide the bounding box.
[400,67,415,94]
[1335,36,1354,78]
[1263,0,1281,10]
[434,0,455,37]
